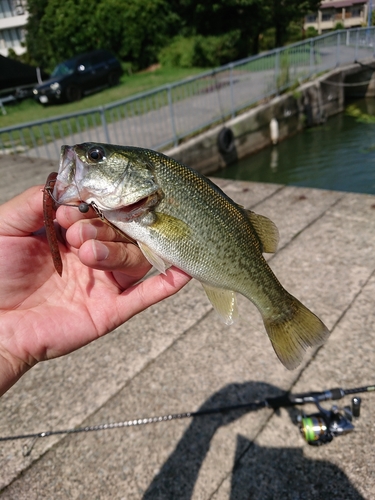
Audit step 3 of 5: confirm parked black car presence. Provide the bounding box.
[33,49,123,104]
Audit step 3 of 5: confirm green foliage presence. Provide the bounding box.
[334,22,345,30]
[254,1,320,53]
[346,104,375,123]
[24,0,324,72]
[159,37,197,68]
[286,21,304,45]
[25,0,177,72]
[7,48,21,61]
[268,0,321,47]
[6,41,33,67]
[159,31,241,68]
[306,26,319,38]
[193,31,241,67]
[259,28,276,52]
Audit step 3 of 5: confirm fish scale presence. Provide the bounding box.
[54,142,330,370]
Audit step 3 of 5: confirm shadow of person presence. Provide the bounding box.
[143,381,364,500]
[230,436,364,500]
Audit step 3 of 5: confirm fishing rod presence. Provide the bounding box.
[1,383,374,452]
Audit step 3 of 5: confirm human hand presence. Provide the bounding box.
[0,186,190,396]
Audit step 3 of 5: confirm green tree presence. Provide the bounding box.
[25,0,324,72]
[160,0,322,68]
[169,0,269,57]
[24,0,49,66]
[25,0,177,72]
[94,0,179,69]
[267,0,321,47]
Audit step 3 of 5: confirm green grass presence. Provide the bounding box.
[0,66,210,129]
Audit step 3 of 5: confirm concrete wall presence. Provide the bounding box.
[167,58,375,176]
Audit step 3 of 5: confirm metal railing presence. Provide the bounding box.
[1,27,375,160]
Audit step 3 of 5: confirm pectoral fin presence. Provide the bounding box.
[202,284,238,325]
[152,212,191,240]
[138,241,169,274]
[244,210,279,253]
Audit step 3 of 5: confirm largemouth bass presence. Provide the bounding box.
[53,142,329,369]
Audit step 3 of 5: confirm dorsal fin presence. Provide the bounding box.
[244,210,279,253]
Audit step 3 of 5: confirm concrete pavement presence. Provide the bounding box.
[0,154,374,499]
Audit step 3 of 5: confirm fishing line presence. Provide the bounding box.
[44,182,90,213]
[45,164,91,213]
[1,384,373,452]
[45,184,137,248]
[71,171,91,213]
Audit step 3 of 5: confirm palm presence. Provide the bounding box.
[0,224,139,361]
[0,186,190,381]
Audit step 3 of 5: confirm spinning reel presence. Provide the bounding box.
[297,395,361,446]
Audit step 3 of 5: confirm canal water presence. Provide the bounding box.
[217,98,375,195]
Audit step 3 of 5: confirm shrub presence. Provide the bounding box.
[159,31,241,68]
[306,26,319,38]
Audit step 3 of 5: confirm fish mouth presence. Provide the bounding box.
[54,144,162,221]
[53,189,160,223]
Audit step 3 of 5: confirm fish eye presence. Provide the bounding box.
[87,146,106,162]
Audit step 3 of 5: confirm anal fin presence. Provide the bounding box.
[202,284,238,325]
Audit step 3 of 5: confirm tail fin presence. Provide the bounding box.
[263,296,330,370]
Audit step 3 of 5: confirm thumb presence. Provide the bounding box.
[0,186,45,236]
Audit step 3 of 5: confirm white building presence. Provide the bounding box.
[0,0,28,57]
[305,0,370,34]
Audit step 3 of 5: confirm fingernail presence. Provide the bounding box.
[80,223,97,244]
[92,240,109,261]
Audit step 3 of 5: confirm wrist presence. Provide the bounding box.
[0,345,31,397]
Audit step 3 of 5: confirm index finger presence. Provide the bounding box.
[56,203,98,229]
